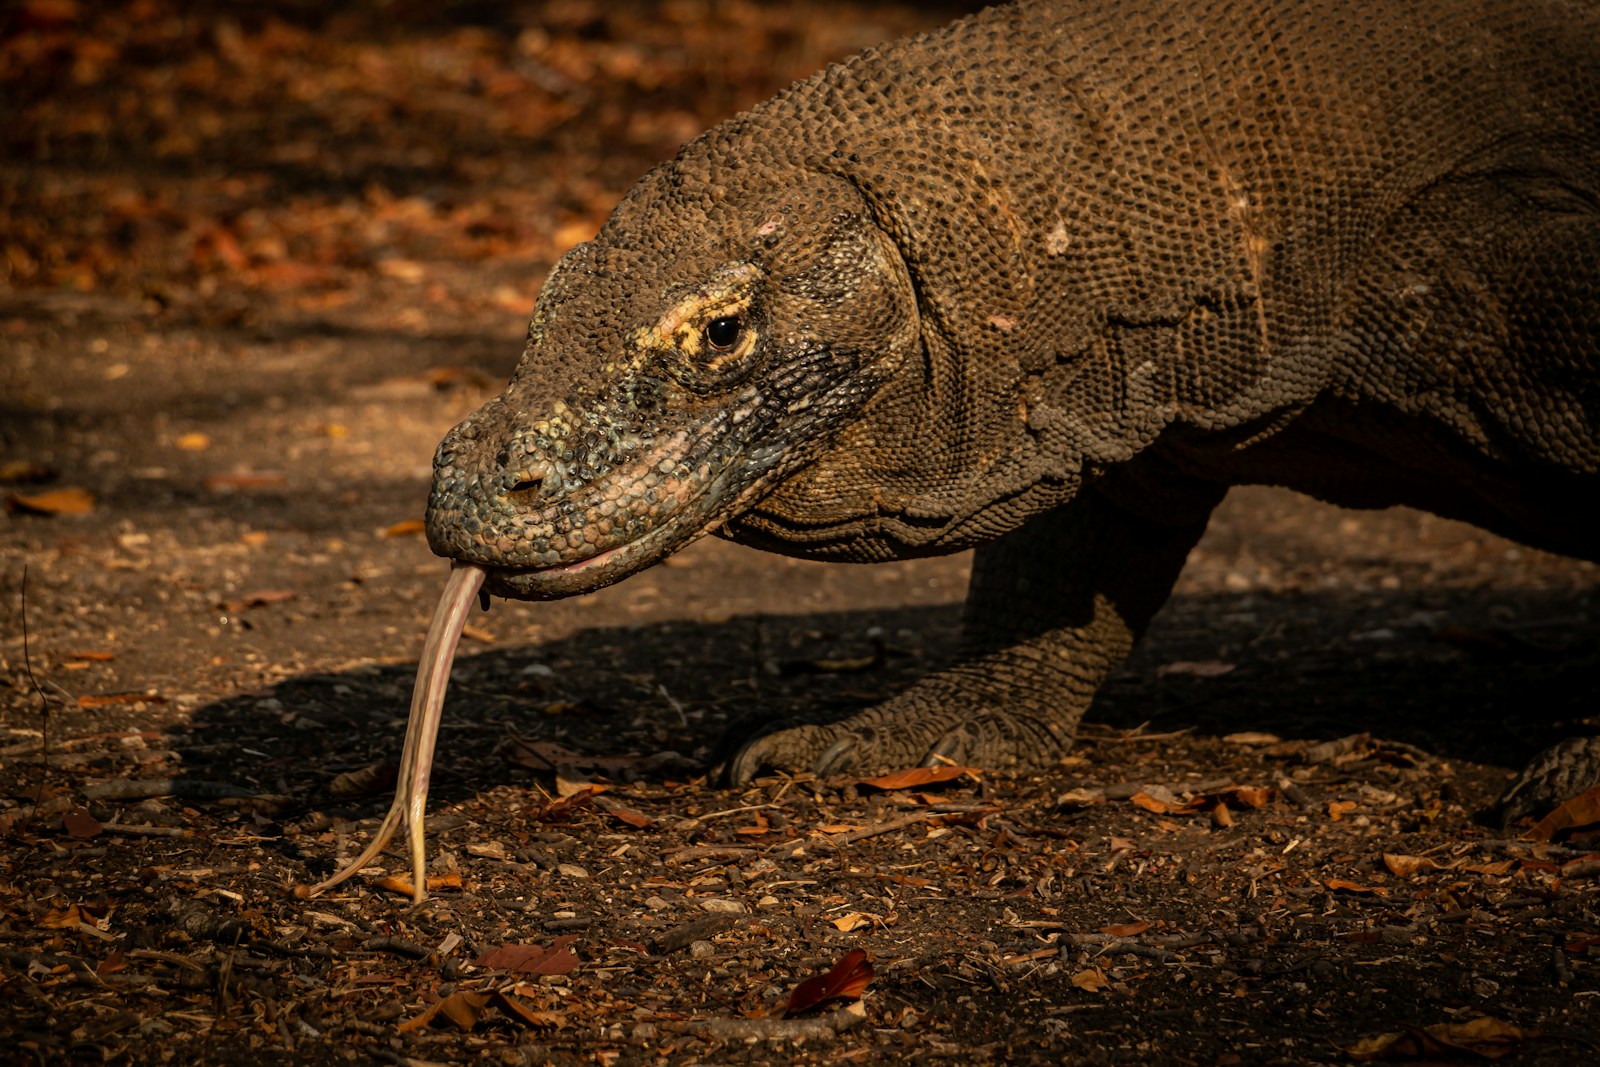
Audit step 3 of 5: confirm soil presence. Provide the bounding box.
[2,2,1597,1064]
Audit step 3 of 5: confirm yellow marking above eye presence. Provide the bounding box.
[640,262,762,368]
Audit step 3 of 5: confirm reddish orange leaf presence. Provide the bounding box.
[1099,920,1151,937]
[858,766,976,791]
[475,936,580,976]
[1325,878,1387,896]
[67,651,115,661]
[782,948,874,1018]
[1227,786,1273,809]
[383,519,426,537]
[76,691,165,708]
[377,871,463,897]
[62,808,102,838]
[6,487,94,515]
[1525,786,1600,842]
[596,798,652,829]
[1129,791,1171,814]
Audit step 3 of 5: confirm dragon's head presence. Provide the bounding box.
[425,150,921,599]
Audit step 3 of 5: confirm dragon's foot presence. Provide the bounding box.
[717,694,1080,785]
[1493,736,1600,827]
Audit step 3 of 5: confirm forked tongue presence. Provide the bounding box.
[299,561,487,903]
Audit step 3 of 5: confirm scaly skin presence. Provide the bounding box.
[426,0,1599,801]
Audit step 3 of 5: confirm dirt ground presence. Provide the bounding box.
[2,2,1597,1064]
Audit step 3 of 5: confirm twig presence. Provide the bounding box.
[84,778,258,802]
[769,812,932,859]
[20,564,54,775]
[650,914,741,954]
[664,845,758,866]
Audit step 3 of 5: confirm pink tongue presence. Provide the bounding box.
[301,561,487,903]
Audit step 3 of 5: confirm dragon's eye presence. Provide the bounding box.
[704,316,741,351]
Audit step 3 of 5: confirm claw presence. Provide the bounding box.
[812,734,859,775]
[724,718,802,785]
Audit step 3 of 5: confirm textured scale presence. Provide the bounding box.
[426,0,1599,810]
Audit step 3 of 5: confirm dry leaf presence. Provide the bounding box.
[782,948,874,1017]
[1525,785,1600,842]
[1325,878,1387,895]
[76,691,164,708]
[1344,1015,1532,1061]
[1224,731,1282,745]
[67,651,115,661]
[1327,800,1359,820]
[1099,920,1151,937]
[62,808,102,838]
[1382,854,1437,878]
[383,519,426,537]
[327,762,396,796]
[7,487,94,515]
[1130,790,1171,814]
[594,796,652,829]
[175,432,210,450]
[475,936,580,976]
[1461,860,1516,876]
[1070,967,1110,992]
[1156,659,1236,678]
[377,871,463,897]
[859,766,976,791]
[832,913,872,932]
[1227,785,1273,809]
[398,990,492,1033]
[488,990,565,1029]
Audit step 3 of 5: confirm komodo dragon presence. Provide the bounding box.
[426,0,1600,815]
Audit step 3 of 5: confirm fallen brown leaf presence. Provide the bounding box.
[782,948,874,1018]
[487,990,565,1029]
[1099,920,1151,937]
[858,766,976,791]
[1070,967,1110,992]
[76,692,165,709]
[6,487,94,515]
[1325,878,1387,896]
[1382,854,1438,878]
[398,990,491,1033]
[62,808,102,838]
[377,871,463,897]
[475,936,580,976]
[1156,659,1236,678]
[1525,785,1600,842]
[1344,1015,1532,1061]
